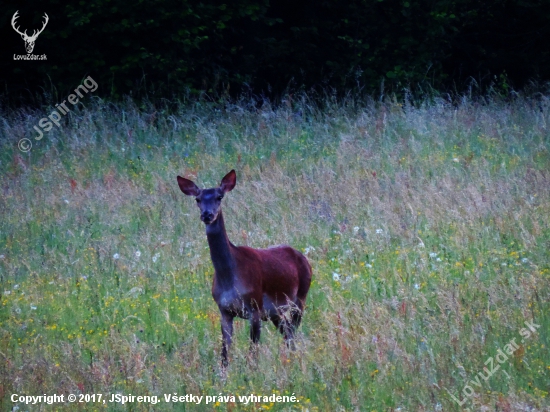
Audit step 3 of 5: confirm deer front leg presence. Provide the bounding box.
[220,310,234,367]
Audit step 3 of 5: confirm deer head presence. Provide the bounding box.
[12,11,49,54]
[177,170,237,225]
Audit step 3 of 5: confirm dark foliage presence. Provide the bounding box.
[1,0,549,100]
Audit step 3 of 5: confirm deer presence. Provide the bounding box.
[177,170,312,366]
[11,11,49,54]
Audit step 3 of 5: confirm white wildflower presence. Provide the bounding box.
[135,250,141,258]
[366,263,372,268]
[414,283,420,290]
[429,252,438,258]
[152,253,160,263]
[304,246,315,255]
[0,254,5,259]
[453,158,459,163]
[353,226,360,234]
[14,284,19,290]
[113,253,120,260]
[376,229,383,234]
[436,257,441,262]
[64,199,70,204]
[30,305,37,310]
[332,272,340,281]
[521,258,528,263]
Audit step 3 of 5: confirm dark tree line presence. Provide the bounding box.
[1,0,549,100]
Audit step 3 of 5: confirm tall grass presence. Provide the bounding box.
[0,93,549,411]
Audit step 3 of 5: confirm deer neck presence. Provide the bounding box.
[205,210,236,287]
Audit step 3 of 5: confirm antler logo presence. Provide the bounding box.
[11,10,49,54]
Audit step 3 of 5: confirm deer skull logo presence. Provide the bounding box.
[11,11,49,54]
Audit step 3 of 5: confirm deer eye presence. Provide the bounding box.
[195,198,201,203]
[217,196,223,201]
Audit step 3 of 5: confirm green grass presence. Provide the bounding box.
[0,94,549,411]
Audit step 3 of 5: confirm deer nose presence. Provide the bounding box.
[201,211,215,223]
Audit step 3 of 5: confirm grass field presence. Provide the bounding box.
[0,93,549,411]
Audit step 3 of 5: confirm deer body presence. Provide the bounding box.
[177,170,312,365]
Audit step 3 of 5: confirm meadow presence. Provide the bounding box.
[0,92,549,411]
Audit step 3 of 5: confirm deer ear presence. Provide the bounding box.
[220,170,237,193]
[177,176,200,196]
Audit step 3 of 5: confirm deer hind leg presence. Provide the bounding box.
[271,315,286,336]
[291,299,304,330]
[271,306,299,349]
[271,315,294,350]
[285,300,305,349]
